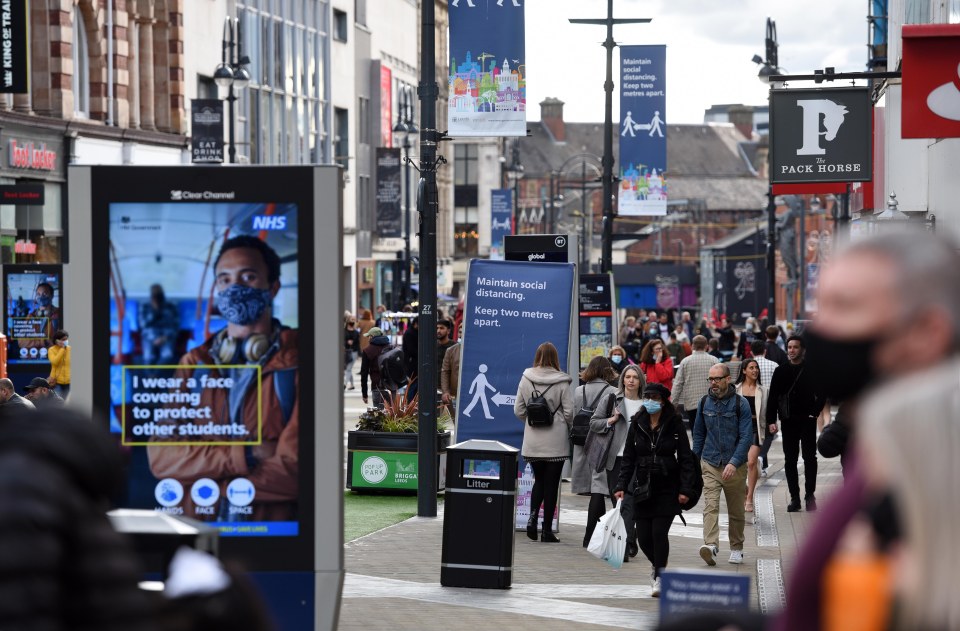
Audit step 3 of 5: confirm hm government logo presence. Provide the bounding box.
[796,99,848,156]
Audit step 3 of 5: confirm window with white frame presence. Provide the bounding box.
[72,6,90,117]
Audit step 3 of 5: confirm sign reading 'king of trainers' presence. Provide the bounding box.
[770,87,872,184]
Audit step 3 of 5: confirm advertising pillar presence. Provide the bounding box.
[68,166,344,631]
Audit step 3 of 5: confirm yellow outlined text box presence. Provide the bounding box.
[121,364,262,447]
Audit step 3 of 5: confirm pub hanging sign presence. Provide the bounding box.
[770,87,872,184]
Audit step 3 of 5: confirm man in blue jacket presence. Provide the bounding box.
[692,363,753,566]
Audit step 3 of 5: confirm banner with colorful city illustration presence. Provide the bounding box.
[618,45,667,216]
[448,0,526,137]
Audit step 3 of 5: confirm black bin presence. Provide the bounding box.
[108,509,219,577]
[441,439,518,589]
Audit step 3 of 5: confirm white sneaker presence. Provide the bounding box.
[729,550,744,564]
[651,576,661,598]
[699,544,717,566]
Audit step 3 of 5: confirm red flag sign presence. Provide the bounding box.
[902,24,960,138]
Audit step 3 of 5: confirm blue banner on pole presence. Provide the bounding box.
[448,0,526,137]
[490,189,513,260]
[618,45,667,216]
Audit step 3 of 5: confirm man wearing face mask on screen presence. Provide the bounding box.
[772,231,960,631]
[148,235,298,523]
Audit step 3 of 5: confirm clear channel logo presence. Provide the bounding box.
[155,479,184,507]
[226,478,256,507]
[190,478,221,507]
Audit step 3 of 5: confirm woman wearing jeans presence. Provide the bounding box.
[615,383,699,597]
[343,317,361,390]
[514,342,573,542]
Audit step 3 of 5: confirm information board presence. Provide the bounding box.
[578,273,615,370]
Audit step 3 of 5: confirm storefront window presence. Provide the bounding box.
[0,182,63,264]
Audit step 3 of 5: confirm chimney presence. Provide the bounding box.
[727,104,755,140]
[540,97,566,142]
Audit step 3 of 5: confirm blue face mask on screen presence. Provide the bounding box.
[641,399,662,414]
[216,284,273,326]
[36,295,52,307]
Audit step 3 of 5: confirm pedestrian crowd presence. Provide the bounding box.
[509,230,960,631]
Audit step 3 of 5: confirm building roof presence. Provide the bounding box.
[521,121,767,212]
[701,223,767,250]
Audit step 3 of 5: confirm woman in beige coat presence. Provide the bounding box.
[514,342,574,542]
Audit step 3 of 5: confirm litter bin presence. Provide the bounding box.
[108,509,219,577]
[441,439,518,589]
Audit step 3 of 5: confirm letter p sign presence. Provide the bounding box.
[796,99,848,156]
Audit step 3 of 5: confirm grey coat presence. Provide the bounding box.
[513,367,574,459]
[570,380,617,495]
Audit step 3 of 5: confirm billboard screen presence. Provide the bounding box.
[90,167,317,571]
[4,265,63,365]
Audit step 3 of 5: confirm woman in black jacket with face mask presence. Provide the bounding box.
[614,383,699,598]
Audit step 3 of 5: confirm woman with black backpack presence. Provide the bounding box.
[514,342,574,543]
[570,356,620,547]
[614,382,700,598]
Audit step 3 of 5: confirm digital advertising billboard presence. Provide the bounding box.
[82,167,330,577]
[3,265,63,366]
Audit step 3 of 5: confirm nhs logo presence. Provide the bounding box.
[252,215,287,230]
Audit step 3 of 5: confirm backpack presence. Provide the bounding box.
[524,378,557,427]
[377,345,406,390]
[570,384,611,446]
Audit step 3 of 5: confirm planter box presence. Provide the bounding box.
[346,431,452,493]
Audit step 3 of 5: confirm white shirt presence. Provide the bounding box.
[756,356,779,389]
[620,397,643,456]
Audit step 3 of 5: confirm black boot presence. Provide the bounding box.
[540,521,559,543]
[526,515,538,541]
[787,497,802,512]
[805,494,818,512]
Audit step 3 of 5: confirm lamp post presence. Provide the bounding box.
[213,17,250,164]
[554,153,602,268]
[753,17,780,320]
[393,86,418,310]
[506,139,524,233]
[671,238,684,263]
[570,3,652,274]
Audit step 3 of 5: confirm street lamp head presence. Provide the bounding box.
[406,121,419,135]
[393,119,409,134]
[232,66,251,90]
[214,63,234,88]
[757,63,776,84]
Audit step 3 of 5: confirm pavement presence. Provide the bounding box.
[339,378,843,630]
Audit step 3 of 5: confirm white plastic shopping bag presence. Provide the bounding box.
[586,499,627,570]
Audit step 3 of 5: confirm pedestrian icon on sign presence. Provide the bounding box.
[463,364,497,420]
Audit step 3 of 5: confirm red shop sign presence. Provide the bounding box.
[902,23,960,139]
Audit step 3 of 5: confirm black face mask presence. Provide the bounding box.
[802,328,878,401]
